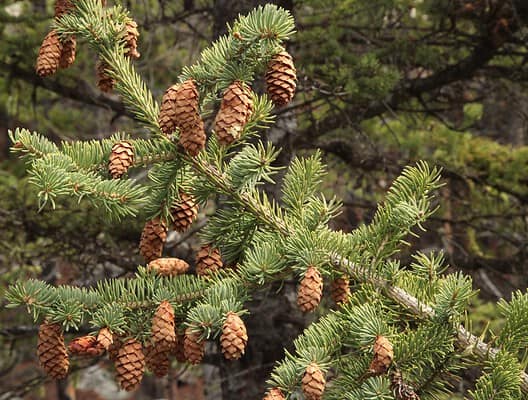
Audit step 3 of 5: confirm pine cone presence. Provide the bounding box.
[179,117,206,157]
[144,343,170,377]
[36,30,63,77]
[54,0,73,19]
[124,19,141,59]
[195,245,223,276]
[158,85,179,136]
[301,363,326,400]
[183,327,205,364]
[147,257,190,276]
[220,312,248,360]
[297,266,323,312]
[170,192,198,232]
[390,370,420,400]
[108,141,135,179]
[96,60,115,93]
[139,218,167,263]
[37,322,69,379]
[59,36,76,69]
[171,332,187,363]
[151,301,176,351]
[68,335,105,357]
[265,51,297,106]
[114,338,145,391]
[369,335,394,375]
[330,276,350,305]
[263,388,286,400]
[214,81,254,146]
[96,327,113,350]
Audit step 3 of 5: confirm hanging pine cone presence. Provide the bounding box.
[171,332,187,363]
[144,343,170,378]
[59,36,76,69]
[96,327,113,350]
[195,245,223,276]
[265,51,297,106]
[158,85,179,136]
[214,81,253,146]
[301,363,326,400]
[368,335,394,375]
[36,30,63,77]
[179,117,206,157]
[114,338,145,391]
[263,388,286,400]
[170,192,198,232]
[151,301,176,351]
[390,370,421,400]
[54,0,73,19]
[124,19,141,59]
[68,335,105,357]
[147,257,190,276]
[96,60,115,93]
[108,141,135,179]
[330,276,351,305]
[183,327,205,364]
[139,218,167,263]
[297,266,323,313]
[220,312,248,360]
[37,322,69,379]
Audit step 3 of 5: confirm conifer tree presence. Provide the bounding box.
[5,1,528,399]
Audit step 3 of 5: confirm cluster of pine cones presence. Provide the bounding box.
[35,0,139,93]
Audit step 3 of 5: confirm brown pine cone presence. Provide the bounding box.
[263,388,286,400]
[220,312,248,360]
[214,81,253,146]
[390,370,420,400]
[158,85,179,136]
[96,60,115,93]
[59,36,76,69]
[96,327,113,350]
[37,322,69,379]
[54,0,73,19]
[151,301,176,351]
[171,332,187,363]
[369,335,393,375]
[330,276,350,305]
[179,117,206,157]
[36,30,63,77]
[265,51,297,106]
[124,19,141,59]
[147,257,190,276]
[139,218,167,263]
[301,363,326,400]
[170,192,198,232]
[195,245,223,276]
[183,327,205,364]
[68,335,105,357]
[297,266,323,312]
[108,141,135,179]
[144,343,170,378]
[114,338,145,391]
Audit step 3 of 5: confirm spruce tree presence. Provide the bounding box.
[5,1,528,399]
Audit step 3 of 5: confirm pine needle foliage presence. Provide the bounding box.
[6,1,528,398]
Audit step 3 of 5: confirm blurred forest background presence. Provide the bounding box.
[1,0,528,399]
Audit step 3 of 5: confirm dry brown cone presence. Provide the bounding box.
[265,51,297,107]
[37,322,69,379]
[144,343,170,378]
[330,276,351,305]
[59,36,76,69]
[301,363,326,400]
[368,335,394,375]
[195,245,223,276]
[96,327,113,350]
[297,266,323,313]
[171,332,187,363]
[54,0,73,19]
[68,335,105,357]
[124,19,141,59]
[147,257,190,277]
[151,301,176,351]
[220,312,248,360]
[36,30,63,77]
[114,338,145,391]
[139,218,168,263]
[214,81,254,146]
[390,370,420,400]
[179,117,206,157]
[263,388,286,400]
[96,60,115,93]
[170,192,198,232]
[108,141,135,179]
[158,85,179,136]
[183,327,205,364]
